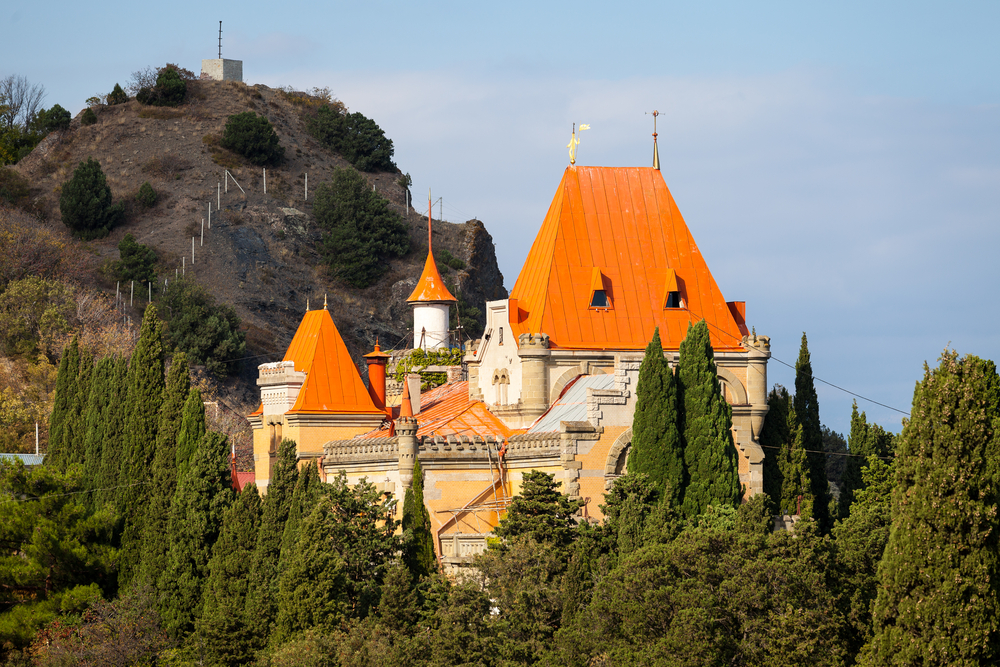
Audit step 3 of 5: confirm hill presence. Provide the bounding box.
[9,77,508,409]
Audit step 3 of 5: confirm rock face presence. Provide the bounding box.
[459,219,509,309]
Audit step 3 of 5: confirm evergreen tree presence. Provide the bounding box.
[838,402,895,518]
[494,470,585,557]
[866,352,1000,665]
[82,357,113,493]
[677,320,741,515]
[46,336,79,470]
[760,385,790,511]
[628,327,684,505]
[137,352,189,589]
[793,333,831,531]
[779,412,813,519]
[117,305,165,587]
[278,459,321,571]
[159,431,234,638]
[197,483,261,666]
[245,439,299,646]
[62,347,93,469]
[402,458,436,580]
[94,357,128,508]
[175,386,206,478]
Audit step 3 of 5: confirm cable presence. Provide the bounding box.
[0,479,153,504]
[758,443,894,461]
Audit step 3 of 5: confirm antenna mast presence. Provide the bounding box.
[218,21,223,59]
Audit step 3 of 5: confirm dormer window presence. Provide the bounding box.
[589,267,612,309]
[662,269,683,309]
[590,290,609,308]
[665,291,681,308]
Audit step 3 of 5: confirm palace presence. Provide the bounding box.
[249,163,771,572]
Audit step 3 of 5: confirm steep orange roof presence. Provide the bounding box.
[282,309,384,415]
[509,166,748,351]
[407,210,457,303]
[360,382,512,440]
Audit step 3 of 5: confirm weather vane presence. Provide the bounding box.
[645,110,660,170]
[567,122,590,165]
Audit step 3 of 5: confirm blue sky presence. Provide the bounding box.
[4,0,999,436]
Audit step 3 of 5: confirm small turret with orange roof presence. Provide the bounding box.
[407,192,456,349]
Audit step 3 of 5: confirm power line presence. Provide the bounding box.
[0,479,153,504]
[758,443,894,461]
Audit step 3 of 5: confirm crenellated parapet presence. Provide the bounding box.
[323,437,399,464]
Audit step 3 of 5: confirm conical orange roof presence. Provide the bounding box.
[509,166,748,351]
[407,205,457,304]
[282,308,385,414]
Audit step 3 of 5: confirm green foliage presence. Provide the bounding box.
[0,276,75,359]
[135,180,157,208]
[160,431,234,638]
[136,67,186,107]
[59,348,92,470]
[46,338,80,471]
[175,386,206,478]
[307,105,396,172]
[402,459,436,580]
[59,158,124,240]
[245,439,299,646]
[794,333,832,531]
[0,167,30,206]
[220,111,284,165]
[393,347,463,390]
[93,357,128,508]
[161,278,246,378]
[37,104,71,132]
[137,352,189,590]
[492,470,584,558]
[867,352,1000,665]
[761,386,814,518]
[628,327,684,505]
[112,232,157,284]
[197,484,261,666]
[107,83,128,106]
[677,320,741,515]
[838,402,895,518]
[278,460,322,571]
[81,357,114,495]
[80,107,97,126]
[0,461,117,655]
[438,248,465,271]
[314,167,410,288]
[117,305,165,587]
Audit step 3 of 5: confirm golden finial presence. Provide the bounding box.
[323,293,328,310]
[646,110,660,170]
[306,297,310,311]
[567,123,590,165]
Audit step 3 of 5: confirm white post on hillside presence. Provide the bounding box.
[208,202,211,229]
[35,423,38,456]
[148,282,151,303]
[201,218,205,246]
[264,168,267,194]
[116,281,119,302]
[182,257,185,276]
[130,281,134,307]
[225,171,228,193]
[218,183,220,210]
[305,173,308,200]
[192,237,195,265]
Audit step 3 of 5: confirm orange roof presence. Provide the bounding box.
[360,382,512,439]
[407,213,457,303]
[509,166,748,350]
[282,309,384,415]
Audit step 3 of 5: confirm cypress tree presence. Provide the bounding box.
[245,439,299,646]
[47,336,80,469]
[867,352,1000,665]
[118,305,165,587]
[677,320,741,516]
[137,352,190,589]
[94,356,128,507]
[402,458,436,580]
[793,333,831,531]
[62,347,93,469]
[838,402,895,519]
[278,459,321,570]
[778,409,813,519]
[760,386,790,511]
[159,431,234,639]
[175,387,206,478]
[198,483,262,666]
[627,327,684,505]
[82,357,113,493]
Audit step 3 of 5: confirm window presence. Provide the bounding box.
[499,327,504,345]
[590,290,609,308]
[665,291,681,308]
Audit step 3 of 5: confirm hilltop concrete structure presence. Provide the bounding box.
[249,163,771,572]
[200,59,243,82]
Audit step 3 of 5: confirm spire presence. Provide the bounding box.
[399,376,413,418]
[306,297,310,311]
[428,189,433,254]
[648,110,661,170]
[323,293,328,310]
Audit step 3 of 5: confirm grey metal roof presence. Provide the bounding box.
[528,374,615,433]
[0,453,46,466]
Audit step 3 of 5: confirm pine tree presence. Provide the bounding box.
[677,320,741,516]
[47,336,80,469]
[175,387,206,478]
[94,357,128,508]
[117,305,165,587]
[628,327,684,505]
[278,459,321,571]
[82,357,114,494]
[245,439,299,646]
[866,352,1000,665]
[494,470,585,557]
[137,352,189,589]
[793,333,831,531]
[197,483,261,666]
[62,347,93,469]
[159,431,234,639]
[402,458,436,580]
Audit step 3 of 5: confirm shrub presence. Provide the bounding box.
[107,83,128,105]
[307,106,395,172]
[80,107,97,126]
[439,248,465,271]
[136,67,186,107]
[112,233,157,284]
[135,181,156,208]
[161,278,246,378]
[314,168,409,288]
[59,158,124,240]
[220,111,284,165]
[36,104,71,132]
[0,167,30,207]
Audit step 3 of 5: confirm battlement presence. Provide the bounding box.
[517,332,550,349]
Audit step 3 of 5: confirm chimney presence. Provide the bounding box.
[400,376,413,418]
[363,342,391,413]
[406,373,422,416]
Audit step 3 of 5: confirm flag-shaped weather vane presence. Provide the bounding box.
[567,122,590,165]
